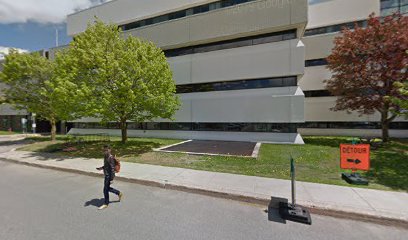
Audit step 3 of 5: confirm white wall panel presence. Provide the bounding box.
[69,0,308,50]
[303,33,337,60]
[305,97,379,122]
[168,39,304,85]
[299,66,331,90]
[68,0,220,36]
[171,87,304,123]
[308,0,380,29]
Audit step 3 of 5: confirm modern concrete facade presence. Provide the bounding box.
[298,0,407,138]
[66,0,308,143]
[4,0,406,140]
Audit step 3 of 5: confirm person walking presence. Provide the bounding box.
[96,145,123,210]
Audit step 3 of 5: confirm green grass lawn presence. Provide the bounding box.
[18,135,408,191]
[0,130,22,135]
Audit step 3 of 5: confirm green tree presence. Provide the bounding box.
[63,20,180,143]
[390,81,408,117]
[0,50,87,141]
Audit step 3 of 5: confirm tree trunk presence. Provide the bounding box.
[120,120,128,144]
[380,106,390,143]
[50,119,57,142]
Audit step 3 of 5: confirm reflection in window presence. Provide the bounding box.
[305,58,328,67]
[73,122,299,133]
[176,76,297,94]
[304,20,368,37]
[381,0,408,16]
[120,0,256,31]
[164,29,297,57]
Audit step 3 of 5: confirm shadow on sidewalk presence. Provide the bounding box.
[84,198,119,208]
[264,197,287,224]
[0,139,31,147]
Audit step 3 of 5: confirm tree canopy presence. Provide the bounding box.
[0,50,87,140]
[61,20,180,143]
[325,13,408,141]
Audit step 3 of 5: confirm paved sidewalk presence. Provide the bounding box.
[1,150,407,224]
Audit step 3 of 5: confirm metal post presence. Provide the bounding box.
[31,113,36,134]
[291,157,296,206]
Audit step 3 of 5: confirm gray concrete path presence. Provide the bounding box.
[2,162,407,240]
[1,148,407,225]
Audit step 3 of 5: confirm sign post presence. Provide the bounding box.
[31,113,36,134]
[21,118,27,134]
[340,144,370,185]
[279,157,312,225]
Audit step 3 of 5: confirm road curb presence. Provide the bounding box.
[1,157,407,228]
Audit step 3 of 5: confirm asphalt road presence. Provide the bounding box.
[1,161,407,240]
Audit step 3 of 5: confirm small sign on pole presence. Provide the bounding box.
[340,144,370,185]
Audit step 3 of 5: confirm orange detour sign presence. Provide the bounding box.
[340,144,370,171]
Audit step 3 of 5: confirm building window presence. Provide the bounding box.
[304,20,368,37]
[305,58,328,67]
[381,0,408,16]
[303,90,332,98]
[299,122,408,129]
[176,76,297,94]
[73,122,298,133]
[120,0,257,31]
[164,29,297,57]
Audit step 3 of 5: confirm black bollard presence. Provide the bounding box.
[279,157,312,225]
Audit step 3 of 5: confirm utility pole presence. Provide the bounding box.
[55,27,59,47]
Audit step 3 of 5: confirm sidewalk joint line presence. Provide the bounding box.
[351,188,376,211]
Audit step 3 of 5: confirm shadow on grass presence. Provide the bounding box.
[303,136,355,148]
[366,141,408,191]
[18,140,163,161]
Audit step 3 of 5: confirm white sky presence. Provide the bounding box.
[0,0,110,24]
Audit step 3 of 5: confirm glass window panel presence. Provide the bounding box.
[283,32,297,40]
[186,9,194,16]
[253,34,282,44]
[381,0,400,8]
[220,39,253,49]
[193,4,210,14]
[209,2,222,10]
[401,5,408,14]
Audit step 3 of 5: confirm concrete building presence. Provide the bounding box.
[65,0,308,144]
[3,0,407,140]
[298,0,407,138]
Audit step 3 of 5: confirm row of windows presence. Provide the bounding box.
[305,58,328,67]
[120,0,257,31]
[73,122,298,133]
[72,121,408,132]
[299,122,408,130]
[164,29,297,58]
[303,89,392,98]
[176,76,297,94]
[304,20,367,37]
[381,0,408,16]
[303,90,332,98]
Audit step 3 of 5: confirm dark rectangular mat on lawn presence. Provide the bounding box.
[162,140,257,157]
